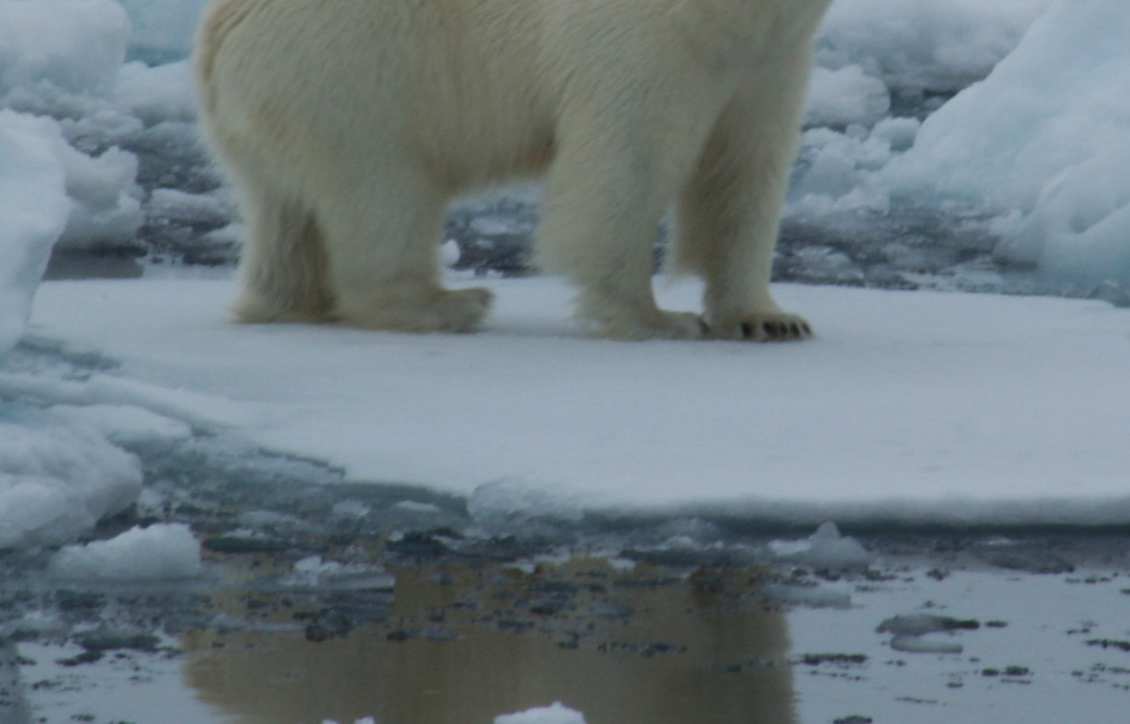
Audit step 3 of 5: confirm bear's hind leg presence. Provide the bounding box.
[316,170,493,333]
[232,184,335,324]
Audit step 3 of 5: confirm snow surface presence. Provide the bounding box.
[494,703,587,724]
[49,522,202,581]
[25,274,1130,526]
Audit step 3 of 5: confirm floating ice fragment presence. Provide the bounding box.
[878,613,979,655]
[494,702,587,724]
[769,521,870,569]
[283,556,394,592]
[49,523,202,581]
[441,239,461,268]
[391,500,441,515]
[889,634,963,655]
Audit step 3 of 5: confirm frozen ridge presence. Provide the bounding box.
[21,274,1130,529]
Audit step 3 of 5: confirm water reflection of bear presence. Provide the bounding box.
[184,562,795,724]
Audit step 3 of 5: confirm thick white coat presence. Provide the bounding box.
[195,0,831,339]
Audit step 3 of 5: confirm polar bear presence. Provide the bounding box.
[195,0,830,340]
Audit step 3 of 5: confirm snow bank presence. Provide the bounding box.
[816,0,1053,96]
[881,0,1130,290]
[494,703,587,724]
[0,0,129,98]
[0,107,146,554]
[799,0,1130,293]
[0,111,69,358]
[0,0,144,250]
[49,523,202,581]
[0,407,142,550]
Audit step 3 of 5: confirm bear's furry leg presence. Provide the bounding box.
[675,52,815,342]
[316,170,493,333]
[231,184,335,324]
[537,109,717,340]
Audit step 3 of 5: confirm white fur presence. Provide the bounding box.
[194,0,831,339]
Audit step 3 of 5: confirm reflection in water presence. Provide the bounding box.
[0,643,32,724]
[184,561,795,724]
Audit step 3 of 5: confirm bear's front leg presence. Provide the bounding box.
[674,54,816,342]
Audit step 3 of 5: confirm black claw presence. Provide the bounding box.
[740,322,754,339]
[762,321,776,338]
[698,318,711,336]
[802,323,812,336]
[788,322,800,337]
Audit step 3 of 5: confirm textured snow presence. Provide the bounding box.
[800,0,1130,292]
[49,522,202,581]
[0,0,129,98]
[0,407,142,550]
[817,0,1053,94]
[881,0,1130,290]
[0,111,69,358]
[495,703,587,724]
[26,274,1130,526]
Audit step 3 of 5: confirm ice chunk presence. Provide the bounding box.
[114,60,196,124]
[0,0,129,98]
[56,142,143,249]
[817,0,1053,94]
[0,111,69,359]
[879,0,1130,288]
[494,703,587,724]
[47,403,193,446]
[49,523,203,581]
[806,65,890,128]
[769,521,870,569]
[0,408,141,550]
[283,556,395,592]
[889,634,963,655]
[391,500,441,515]
[441,239,461,268]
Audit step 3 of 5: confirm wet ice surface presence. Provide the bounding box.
[2,401,1130,723]
[5,269,1130,720]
